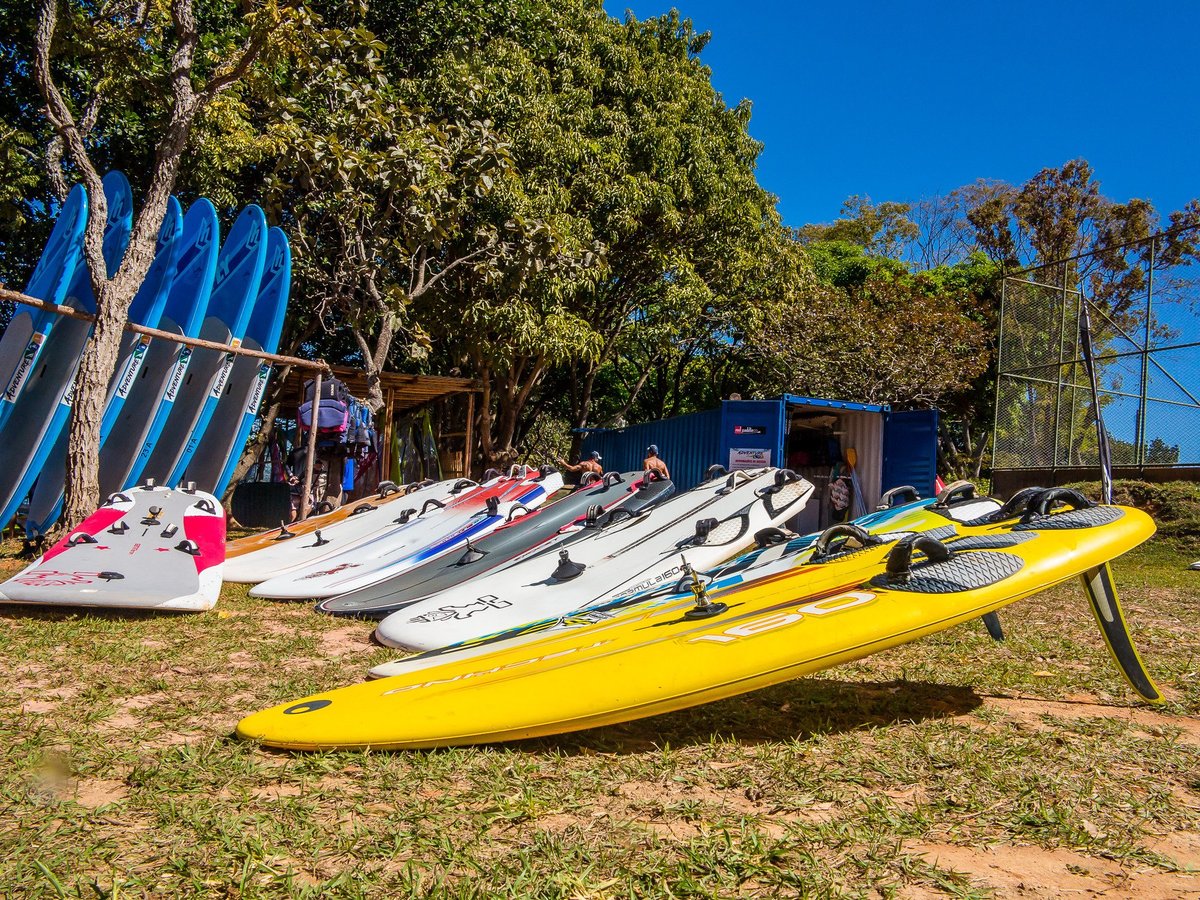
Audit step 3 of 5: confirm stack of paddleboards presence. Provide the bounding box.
[235,482,1163,749]
[373,466,815,650]
[0,481,226,611]
[0,170,291,537]
[316,469,677,618]
[232,466,573,596]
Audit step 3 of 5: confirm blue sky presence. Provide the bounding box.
[604,1,1200,229]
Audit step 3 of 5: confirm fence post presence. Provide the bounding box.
[1052,266,1070,470]
[992,276,1008,473]
[1136,237,1156,469]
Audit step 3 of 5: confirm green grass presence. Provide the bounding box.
[1,534,1198,898]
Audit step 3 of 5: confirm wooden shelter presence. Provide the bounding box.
[278,366,480,482]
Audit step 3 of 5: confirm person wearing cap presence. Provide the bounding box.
[643,444,670,479]
[558,450,604,478]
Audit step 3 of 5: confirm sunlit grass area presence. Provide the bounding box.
[1,532,1197,897]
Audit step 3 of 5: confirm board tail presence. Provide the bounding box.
[1080,562,1163,704]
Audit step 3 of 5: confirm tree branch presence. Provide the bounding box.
[199,14,270,102]
[410,243,493,300]
[34,0,106,291]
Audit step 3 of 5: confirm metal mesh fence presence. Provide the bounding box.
[994,226,1200,472]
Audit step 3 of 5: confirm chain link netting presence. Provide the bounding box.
[994,226,1200,470]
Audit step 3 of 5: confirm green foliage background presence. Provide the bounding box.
[2,0,1197,474]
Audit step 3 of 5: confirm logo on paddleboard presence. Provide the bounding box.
[4,334,45,401]
[12,570,121,587]
[408,595,511,623]
[300,562,359,580]
[164,348,193,402]
[114,340,150,399]
[209,344,239,399]
[283,699,331,715]
[610,563,685,601]
[244,363,271,414]
[687,590,877,645]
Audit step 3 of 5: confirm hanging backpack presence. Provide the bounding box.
[298,377,351,440]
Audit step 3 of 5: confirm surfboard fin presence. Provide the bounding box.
[457,540,488,566]
[981,611,1004,642]
[1080,562,1163,704]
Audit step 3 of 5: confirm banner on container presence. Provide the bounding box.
[729,448,771,471]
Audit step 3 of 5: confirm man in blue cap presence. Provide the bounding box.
[558,450,604,479]
[643,444,670,480]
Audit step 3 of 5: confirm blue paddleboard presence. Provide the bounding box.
[182,226,291,497]
[0,184,88,433]
[140,204,266,487]
[26,195,185,534]
[0,171,134,529]
[109,199,221,495]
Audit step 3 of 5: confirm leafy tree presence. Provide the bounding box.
[796,195,919,259]
[259,17,523,413]
[1147,436,1180,465]
[744,246,991,409]
[29,0,294,527]
[348,2,786,464]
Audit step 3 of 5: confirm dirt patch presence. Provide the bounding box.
[20,699,59,714]
[1147,830,1200,870]
[638,819,704,840]
[251,782,306,801]
[907,841,1200,898]
[73,778,128,808]
[615,778,764,817]
[102,710,144,732]
[976,695,1200,745]
[319,624,375,656]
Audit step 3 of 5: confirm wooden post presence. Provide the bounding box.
[381,387,395,484]
[464,391,476,478]
[299,371,321,519]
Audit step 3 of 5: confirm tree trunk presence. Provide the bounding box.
[62,286,136,525]
[36,0,271,530]
[568,363,599,460]
[352,311,396,414]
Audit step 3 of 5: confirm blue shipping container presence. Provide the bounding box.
[581,397,938,503]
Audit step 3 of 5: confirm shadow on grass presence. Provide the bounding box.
[500,678,984,755]
[0,602,193,620]
[236,677,982,758]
